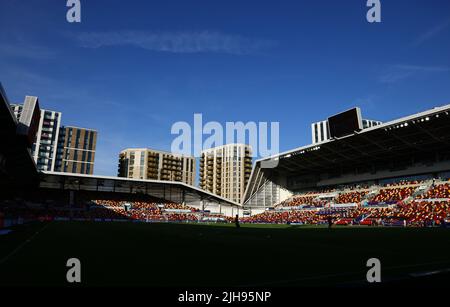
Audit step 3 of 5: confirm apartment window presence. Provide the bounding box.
[320,122,324,141]
[75,129,81,148]
[314,124,318,143]
[89,131,94,150]
[83,134,88,150]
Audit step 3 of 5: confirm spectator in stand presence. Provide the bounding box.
[416,183,450,199]
[336,191,367,204]
[372,186,417,203]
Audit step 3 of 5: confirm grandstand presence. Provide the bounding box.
[244,105,450,221]
[241,180,450,226]
[0,83,240,228]
[240,105,450,226]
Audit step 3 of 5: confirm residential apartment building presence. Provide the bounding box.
[11,100,62,172]
[11,99,97,174]
[199,144,252,203]
[118,148,196,185]
[55,126,97,175]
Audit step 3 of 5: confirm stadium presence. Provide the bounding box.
[1,78,450,289]
[243,105,450,226]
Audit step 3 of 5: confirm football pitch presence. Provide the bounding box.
[1,221,450,287]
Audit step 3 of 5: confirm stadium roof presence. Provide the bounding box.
[40,171,241,207]
[0,83,18,131]
[244,104,450,203]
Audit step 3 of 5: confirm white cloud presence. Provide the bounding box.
[413,19,450,46]
[73,30,276,55]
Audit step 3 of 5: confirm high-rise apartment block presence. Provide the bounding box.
[55,126,97,175]
[13,96,41,148]
[11,98,97,174]
[11,101,62,172]
[118,148,196,185]
[199,144,252,203]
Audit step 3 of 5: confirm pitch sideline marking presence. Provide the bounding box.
[0,222,52,266]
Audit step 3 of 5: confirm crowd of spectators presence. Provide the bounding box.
[241,210,324,224]
[371,186,417,203]
[0,204,128,221]
[2,179,449,227]
[130,201,159,210]
[336,191,367,204]
[276,195,327,208]
[416,183,450,199]
[0,198,207,223]
[394,201,450,226]
[240,198,450,226]
[93,200,124,207]
[277,180,427,208]
[93,199,203,221]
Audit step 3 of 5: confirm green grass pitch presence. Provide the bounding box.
[1,221,450,286]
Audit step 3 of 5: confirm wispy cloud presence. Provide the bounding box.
[379,64,449,84]
[413,19,450,46]
[72,30,276,55]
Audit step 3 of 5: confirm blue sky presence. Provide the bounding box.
[1,0,450,176]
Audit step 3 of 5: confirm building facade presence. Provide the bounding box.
[55,126,97,175]
[11,101,62,172]
[311,118,382,144]
[199,144,252,203]
[13,96,41,148]
[118,148,196,185]
[11,99,97,174]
